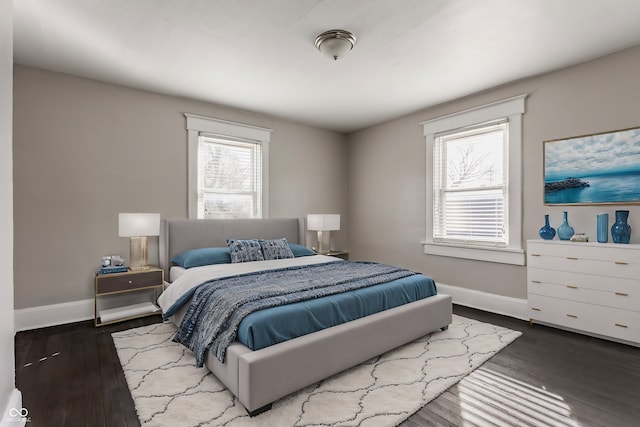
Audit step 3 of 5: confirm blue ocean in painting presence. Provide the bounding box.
[545,171,640,204]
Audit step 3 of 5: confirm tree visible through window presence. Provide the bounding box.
[433,121,507,246]
[185,113,271,220]
[198,136,262,219]
[421,95,525,265]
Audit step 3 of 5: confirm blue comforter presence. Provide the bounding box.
[171,261,420,366]
[237,273,437,350]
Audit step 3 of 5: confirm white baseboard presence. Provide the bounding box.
[14,299,94,332]
[14,291,157,332]
[14,284,526,331]
[1,389,25,427]
[438,283,528,321]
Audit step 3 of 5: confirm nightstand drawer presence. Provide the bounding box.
[96,270,163,294]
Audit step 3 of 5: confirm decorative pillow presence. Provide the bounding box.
[288,243,316,257]
[171,247,231,269]
[227,239,265,263]
[259,238,295,260]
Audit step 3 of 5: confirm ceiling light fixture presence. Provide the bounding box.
[314,29,357,61]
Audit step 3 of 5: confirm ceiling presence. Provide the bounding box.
[12,0,640,133]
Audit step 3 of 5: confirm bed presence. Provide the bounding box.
[158,218,452,416]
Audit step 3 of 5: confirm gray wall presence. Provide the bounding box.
[347,45,640,300]
[13,65,347,309]
[13,45,640,309]
[1,0,15,412]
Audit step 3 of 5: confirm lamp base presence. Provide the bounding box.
[316,230,332,255]
[129,236,150,270]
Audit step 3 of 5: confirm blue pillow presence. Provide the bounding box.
[288,243,316,257]
[259,238,295,260]
[227,239,265,263]
[171,247,231,269]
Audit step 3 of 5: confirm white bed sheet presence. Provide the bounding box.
[169,265,188,282]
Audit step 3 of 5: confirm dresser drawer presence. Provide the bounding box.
[528,294,640,344]
[96,269,163,294]
[528,268,640,311]
[527,254,640,280]
[528,241,640,264]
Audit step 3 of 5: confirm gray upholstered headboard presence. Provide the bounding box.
[159,218,306,279]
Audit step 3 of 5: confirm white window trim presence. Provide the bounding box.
[420,94,527,265]
[185,113,272,219]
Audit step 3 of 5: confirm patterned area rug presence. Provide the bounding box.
[112,315,521,427]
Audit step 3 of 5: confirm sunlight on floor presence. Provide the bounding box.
[457,367,582,427]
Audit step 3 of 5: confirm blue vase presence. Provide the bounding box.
[557,211,574,240]
[539,214,556,240]
[597,213,609,243]
[611,210,631,244]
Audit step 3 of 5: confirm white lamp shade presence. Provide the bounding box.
[118,213,160,237]
[307,214,340,231]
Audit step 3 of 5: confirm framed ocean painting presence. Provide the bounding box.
[544,126,640,205]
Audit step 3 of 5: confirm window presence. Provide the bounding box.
[185,114,271,219]
[422,95,527,265]
[197,136,262,219]
[433,120,508,246]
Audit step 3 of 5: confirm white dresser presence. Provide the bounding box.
[527,239,640,346]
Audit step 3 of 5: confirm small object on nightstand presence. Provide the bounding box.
[325,251,349,260]
[94,267,164,327]
[99,254,127,273]
[111,254,126,266]
[98,265,129,275]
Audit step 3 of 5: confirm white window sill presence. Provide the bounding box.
[422,241,525,265]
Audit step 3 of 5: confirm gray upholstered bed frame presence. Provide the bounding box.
[159,218,452,416]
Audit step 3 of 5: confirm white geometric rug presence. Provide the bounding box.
[112,315,521,427]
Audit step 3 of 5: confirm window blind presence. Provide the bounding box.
[197,135,262,219]
[433,121,508,246]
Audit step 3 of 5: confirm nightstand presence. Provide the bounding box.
[326,251,349,260]
[94,267,165,327]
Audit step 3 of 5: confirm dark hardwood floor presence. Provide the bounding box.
[404,306,640,427]
[15,306,640,427]
[15,315,161,427]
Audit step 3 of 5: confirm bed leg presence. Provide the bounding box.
[246,403,272,417]
[440,325,449,331]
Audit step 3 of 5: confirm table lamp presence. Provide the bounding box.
[307,214,340,254]
[118,213,160,270]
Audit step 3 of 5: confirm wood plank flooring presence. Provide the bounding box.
[403,306,640,427]
[15,316,159,427]
[15,306,640,426]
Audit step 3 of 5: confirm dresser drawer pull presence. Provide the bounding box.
[531,307,541,312]
[615,292,629,297]
[566,314,578,318]
[615,323,628,328]
[614,261,628,265]
[566,285,578,289]
[566,257,578,261]
[531,280,541,284]
[531,253,541,257]
[128,280,133,284]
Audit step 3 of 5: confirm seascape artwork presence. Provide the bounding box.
[544,127,640,205]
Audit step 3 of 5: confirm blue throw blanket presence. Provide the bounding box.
[172,261,418,367]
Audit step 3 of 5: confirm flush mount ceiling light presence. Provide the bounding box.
[314,29,357,61]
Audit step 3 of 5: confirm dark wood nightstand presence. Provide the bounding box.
[325,251,349,260]
[94,267,164,327]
